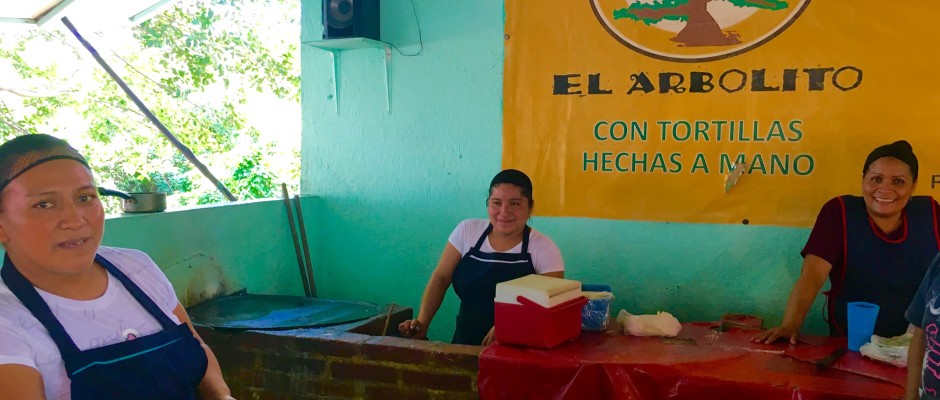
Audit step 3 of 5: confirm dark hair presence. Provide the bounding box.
[863,140,918,181]
[0,134,89,194]
[488,169,534,207]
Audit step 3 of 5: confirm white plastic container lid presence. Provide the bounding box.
[495,274,582,308]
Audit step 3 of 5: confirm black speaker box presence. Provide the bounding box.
[322,0,380,41]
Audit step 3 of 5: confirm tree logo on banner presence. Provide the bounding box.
[591,0,811,62]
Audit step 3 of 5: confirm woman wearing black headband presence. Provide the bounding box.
[754,140,940,346]
[398,169,566,345]
[0,135,233,399]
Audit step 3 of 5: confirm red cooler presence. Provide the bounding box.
[494,275,587,348]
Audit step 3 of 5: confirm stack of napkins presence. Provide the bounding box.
[495,274,581,307]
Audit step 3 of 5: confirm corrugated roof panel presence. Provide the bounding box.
[0,0,176,25]
[0,0,64,19]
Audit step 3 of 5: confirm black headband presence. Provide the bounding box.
[0,134,89,193]
[863,140,918,180]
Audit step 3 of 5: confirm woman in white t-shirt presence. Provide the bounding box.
[0,134,233,400]
[398,169,565,345]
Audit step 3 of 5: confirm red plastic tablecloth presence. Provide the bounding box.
[478,323,904,400]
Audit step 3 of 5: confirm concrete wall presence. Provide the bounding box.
[101,199,308,306]
[299,0,825,341]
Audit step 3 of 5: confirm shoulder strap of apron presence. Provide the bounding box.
[471,224,494,252]
[95,254,177,330]
[0,253,178,362]
[471,224,533,254]
[521,225,531,254]
[1,255,83,359]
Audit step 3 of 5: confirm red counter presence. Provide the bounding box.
[478,323,905,400]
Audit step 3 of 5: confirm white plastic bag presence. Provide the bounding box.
[616,310,682,337]
[859,333,911,367]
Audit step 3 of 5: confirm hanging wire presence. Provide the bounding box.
[389,0,423,57]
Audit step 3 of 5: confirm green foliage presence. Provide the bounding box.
[136,0,300,100]
[614,1,690,24]
[624,0,689,10]
[0,0,300,213]
[729,0,788,10]
[614,0,789,24]
[226,150,278,200]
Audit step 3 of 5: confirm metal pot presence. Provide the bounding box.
[97,188,167,213]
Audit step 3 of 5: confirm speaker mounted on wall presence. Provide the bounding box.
[323,0,380,41]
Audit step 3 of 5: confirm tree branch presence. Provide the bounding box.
[0,86,76,98]
[108,49,211,113]
[0,117,32,136]
[0,101,34,136]
[96,99,147,119]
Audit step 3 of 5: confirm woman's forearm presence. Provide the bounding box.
[416,275,450,326]
[907,327,925,400]
[780,274,827,329]
[780,254,832,330]
[173,304,233,400]
[197,342,234,400]
[415,244,461,329]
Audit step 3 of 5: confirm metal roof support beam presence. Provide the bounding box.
[0,17,38,24]
[129,0,176,24]
[61,16,238,202]
[36,0,79,27]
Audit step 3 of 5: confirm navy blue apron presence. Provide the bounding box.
[450,224,537,345]
[826,195,939,337]
[1,253,208,400]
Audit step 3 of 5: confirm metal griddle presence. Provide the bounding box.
[188,292,382,331]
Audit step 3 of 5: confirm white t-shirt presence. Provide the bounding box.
[0,246,181,400]
[448,219,565,274]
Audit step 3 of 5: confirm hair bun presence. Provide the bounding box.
[892,140,913,152]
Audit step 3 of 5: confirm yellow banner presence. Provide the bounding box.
[503,0,940,226]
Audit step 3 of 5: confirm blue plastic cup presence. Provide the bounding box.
[847,302,880,352]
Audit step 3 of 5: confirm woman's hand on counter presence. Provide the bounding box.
[481,326,496,346]
[751,325,800,345]
[398,319,428,340]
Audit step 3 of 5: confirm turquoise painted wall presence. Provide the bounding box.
[100,199,307,306]
[300,1,827,341]
[0,199,317,309]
